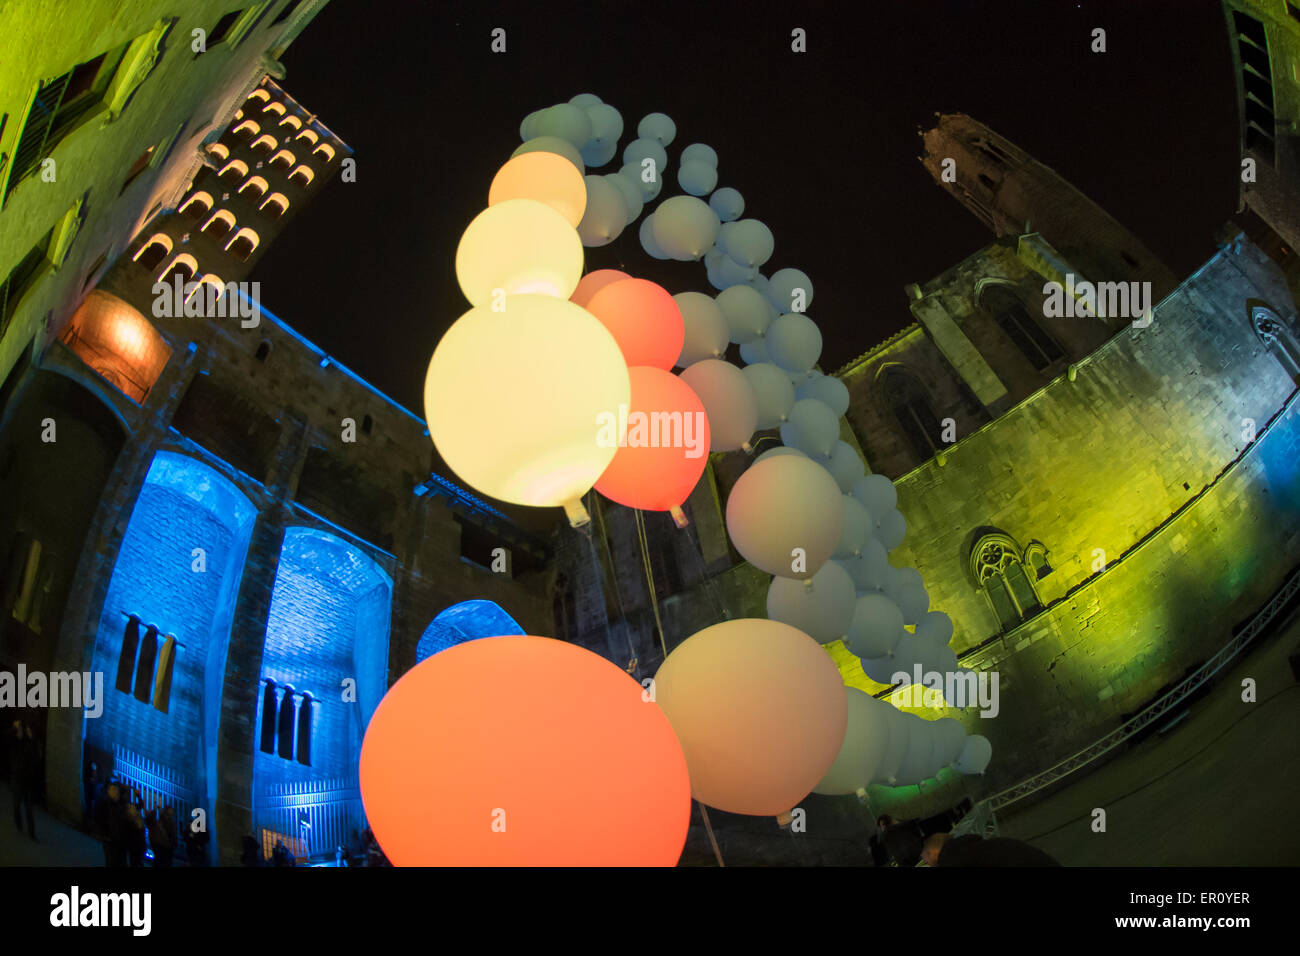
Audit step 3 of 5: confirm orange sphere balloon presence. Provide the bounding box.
[585,277,685,370]
[594,366,710,523]
[488,151,588,227]
[570,268,628,308]
[359,635,691,866]
[654,619,848,816]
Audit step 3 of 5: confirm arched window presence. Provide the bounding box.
[980,283,1063,371]
[249,134,277,154]
[288,164,314,187]
[225,227,259,262]
[279,115,302,131]
[259,680,278,754]
[260,192,288,217]
[268,148,295,170]
[206,142,229,162]
[313,143,335,163]
[201,209,236,240]
[1252,305,1300,382]
[231,120,260,140]
[246,89,271,107]
[239,175,268,200]
[294,129,319,146]
[295,694,313,766]
[116,614,141,693]
[255,340,272,362]
[416,600,525,663]
[970,533,1042,632]
[276,685,297,759]
[880,365,943,463]
[132,234,172,271]
[158,254,198,285]
[261,101,286,117]
[186,274,227,310]
[179,191,213,222]
[217,159,249,185]
[133,624,158,703]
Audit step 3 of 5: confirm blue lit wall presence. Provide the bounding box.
[415,599,525,663]
[86,451,256,814]
[253,527,391,795]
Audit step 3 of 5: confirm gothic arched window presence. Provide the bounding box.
[980,283,1063,371]
[1252,305,1300,382]
[970,533,1042,631]
[880,365,942,463]
[259,680,278,754]
[295,694,312,766]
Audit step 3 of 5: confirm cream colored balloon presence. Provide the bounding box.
[725,454,845,579]
[577,175,629,247]
[424,295,629,521]
[488,151,588,227]
[455,199,584,307]
[511,135,585,174]
[653,618,848,816]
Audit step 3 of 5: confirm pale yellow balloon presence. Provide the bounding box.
[424,295,630,521]
[511,136,585,174]
[455,199,584,307]
[489,152,588,228]
[653,618,848,816]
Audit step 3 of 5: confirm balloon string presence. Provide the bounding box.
[591,493,638,668]
[634,508,669,659]
[698,803,726,867]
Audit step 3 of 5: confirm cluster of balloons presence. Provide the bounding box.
[399,95,998,867]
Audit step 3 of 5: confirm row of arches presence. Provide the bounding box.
[182,186,288,222]
[217,153,315,189]
[133,222,259,275]
[228,120,335,164]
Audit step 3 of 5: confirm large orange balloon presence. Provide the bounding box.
[488,151,588,227]
[653,619,848,816]
[570,268,628,308]
[585,277,685,370]
[360,635,691,866]
[594,366,710,526]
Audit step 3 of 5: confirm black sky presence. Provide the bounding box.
[255,0,1239,414]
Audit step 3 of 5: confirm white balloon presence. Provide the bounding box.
[873,704,910,785]
[580,138,618,168]
[709,187,744,221]
[893,717,938,786]
[714,254,758,287]
[576,175,628,247]
[835,537,888,591]
[678,160,718,196]
[639,214,670,260]
[569,92,602,108]
[893,567,924,595]
[742,362,796,429]
[652,196,720,260]
[894,582,929,626]
[914,611,954,648]
[853,473,898,516]
[955,735,993,775]
[603,172,643,225]
[512,136,585,174]
[834,495,873,559]
[816,440,866,493]
[766,313,823,372]
[766,560,855,642]
[739,338,770,365]
[519,109,545,141]
[768,267,814,313]
[931,718,967,768]
[931,646,960,679]
[533,103,592,149]
[679,359,758,452]
[876,507,907,551]
[620,161,662,201]
[814,688,893,795]
[715,284,771,344]
[584,103,623,141]
[780,398,838,458]
[846,592,906,659]
[680,142,718,167]
[859,654,903,686]
[890,635,924,681]
[724,454,844,580]
[674,292,729,367]
[637,112,676,146]
[622,137,668,171]
[718,219,774,268]
[796,373,850,418]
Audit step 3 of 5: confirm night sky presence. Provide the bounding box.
[254,0,1239,415]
